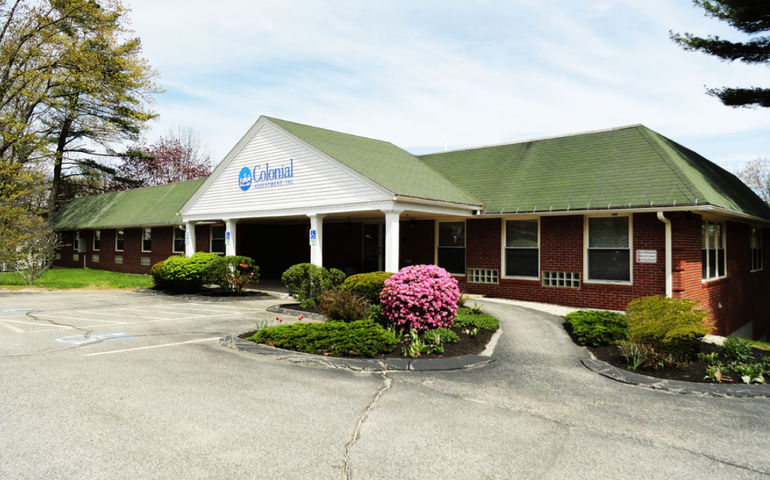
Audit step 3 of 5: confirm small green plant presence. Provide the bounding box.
[721,336,753,363]
[729,363,766,384]
[387,324,404,342]
[704,365,729,383]
[317,290,370,322]
[564,310,627,347]
[403,329,433,357]
[466,302,485,315]
[423,327,460,345]
[211,256,259,294]
[626,296,712,360]
[697,351,720,364]
[340,271,393,305]
[454,309,500,331]
[617,340,650,371]
[470,327,479,337]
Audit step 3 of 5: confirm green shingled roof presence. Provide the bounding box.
[419,125,770,220]
[51,179,205,230]
[267,117,480,206]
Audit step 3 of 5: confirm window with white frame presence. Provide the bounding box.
[586,216,631,282]
[437,222,465,274]
[173,227,185,253]
[93,230,101,251]
[751,227,763,272]
[504,219,539,278]
[702,220,726,280]
[115,229,124,252]
[211,225,225,254]
[142,228,152,252]
[74,231,81,251]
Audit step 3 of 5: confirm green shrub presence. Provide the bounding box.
[340,271,394,304]
[150,260,167,289]
[423,327,460,345]
[247,320,397,357]
[317,290,370,322]
[281,263,346,308]
[721,336,753,363]
[564,310,627,347]
[366,304,388,326]
[159,252,222,293]
[210,255,259,294]
[454,308,500,331]
[626,295,713,360]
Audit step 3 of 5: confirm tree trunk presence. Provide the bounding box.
[47,116,72,217]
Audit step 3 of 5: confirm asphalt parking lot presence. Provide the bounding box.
[1,289,769,479]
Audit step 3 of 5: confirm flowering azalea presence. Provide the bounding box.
[380,264,459,332]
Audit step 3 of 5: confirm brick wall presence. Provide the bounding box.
[54,226,188,274]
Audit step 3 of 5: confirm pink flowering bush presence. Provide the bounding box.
[380,264,460,332]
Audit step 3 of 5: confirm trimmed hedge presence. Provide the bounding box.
[564,310,627,347]
[340,271,394,305]
[158,253,222,293]
[247,320,398,357]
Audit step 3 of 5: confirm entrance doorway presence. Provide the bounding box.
[363,223,384,272]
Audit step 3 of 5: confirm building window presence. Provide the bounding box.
[116,229,124,252]
[437,222,465,275]
[115,255,123,265]
[92,254,99,263]
[467,268,499,284]
[93,230,101,251]
[173,227,185,253]
[142,228,152,252]
[504,219,539,278]
[543,271,580,289]
[74,231,81,252]
[702,221,726,280]
[586,216,631,282]
[751,227,763,272]
[140,256,151,266]
[211,225,225,254]
[72,254,79,262]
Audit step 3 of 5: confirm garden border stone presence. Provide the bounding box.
[583,358,770,398]
[219,335,496,372]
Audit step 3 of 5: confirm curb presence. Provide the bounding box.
[266,304,327,321]
[582,358,770,398]
[219,335,496,372]
[135,288,281,302]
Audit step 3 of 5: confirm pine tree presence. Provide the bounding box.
[671,0,770,108]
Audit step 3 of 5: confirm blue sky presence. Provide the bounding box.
[128,0,769,170]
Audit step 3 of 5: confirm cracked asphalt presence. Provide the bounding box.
[1,289,769,479]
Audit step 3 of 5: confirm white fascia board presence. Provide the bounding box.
[181,199,477,223]
[179,117,270,215]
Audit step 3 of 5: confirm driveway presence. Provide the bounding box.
[1,290,768,479]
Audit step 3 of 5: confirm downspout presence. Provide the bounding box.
[656,212,672,298]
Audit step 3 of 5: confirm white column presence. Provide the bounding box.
[308,214,326,267]
[184,221,197,257]
[225,218,238,256]
[383,210,403,273]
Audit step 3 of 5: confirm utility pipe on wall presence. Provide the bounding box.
[656,212,673,297]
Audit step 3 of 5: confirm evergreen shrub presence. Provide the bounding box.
[564,310,627,346]
[317,290,370,322]
[158,252,222,293]
[281,263,346,308]
[150,260,167,289]
[340,271,394,304]
[626,295,713,360]
[380,264,459,332]
[247,320,398,357]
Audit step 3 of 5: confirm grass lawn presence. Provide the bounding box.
[0,268,154,289]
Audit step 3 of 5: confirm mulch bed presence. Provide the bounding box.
[586,341,768,384]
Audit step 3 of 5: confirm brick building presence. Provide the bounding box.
[52,117,770,340]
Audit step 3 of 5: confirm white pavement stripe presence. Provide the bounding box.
[151,304,265,312]
[0,320,24,333]
[1,319,72,328]
[83,337,221,356]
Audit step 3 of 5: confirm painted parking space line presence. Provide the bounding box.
[151,304,266,312]
[0,308,39,315]
[83,337,220,356]
[0,320,25,333]
[54,331,134,347]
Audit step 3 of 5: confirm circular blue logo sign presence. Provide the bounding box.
[238,167,252,191]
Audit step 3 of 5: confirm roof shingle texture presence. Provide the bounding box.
[51,179,205,229]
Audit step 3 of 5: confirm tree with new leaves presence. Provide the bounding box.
[671,1,770,108]
[0,0,160,213]
[110,125,213,190]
